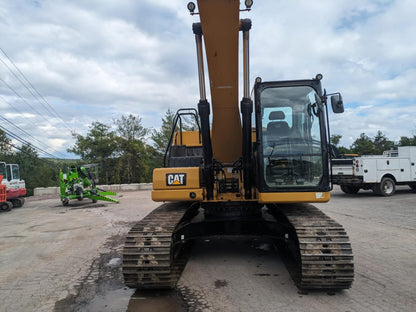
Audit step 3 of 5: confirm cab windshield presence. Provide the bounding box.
[11,165,20,180]
[259,85,323,188]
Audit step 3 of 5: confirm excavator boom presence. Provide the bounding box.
[197,0,242,163]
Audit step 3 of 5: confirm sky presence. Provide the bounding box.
[0,0,415,158]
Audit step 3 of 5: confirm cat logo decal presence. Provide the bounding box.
[166,173,187,186]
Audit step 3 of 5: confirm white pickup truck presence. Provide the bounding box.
[331,146,416,196]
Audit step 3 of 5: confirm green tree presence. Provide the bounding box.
[351,133,376,155]
[0,129,12,157]
[115,114,148,142]
[151,109,175,156]
[350,131,396,155]
[142,145,160,181]
[330,134,350,156]
[68,121,117,184]
[330,134,342,146]
[114,114,149,183]
[398,135,416,146]
[151,108,199,167]
[373,131,395,154]
[12,144,57,196]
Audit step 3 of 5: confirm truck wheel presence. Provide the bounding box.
[409,183,416,192]
[340,185,360,194]
[377,177,395,196]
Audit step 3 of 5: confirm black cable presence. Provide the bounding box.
[0,115,67,159]
[1,140,59,169]
[0,47,73,131]
[0,94,45,131]
[0,76,50,122]
[0,125,59,159]
[0,96,68,158]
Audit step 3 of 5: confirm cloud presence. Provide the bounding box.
[0,0,415,158]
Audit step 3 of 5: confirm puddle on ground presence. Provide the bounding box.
[75,287,134,312]
[64,285,187,312]
[73,288,186,312]
[56,236,283,312]
[54,234,188,312]
[127,290,187,312]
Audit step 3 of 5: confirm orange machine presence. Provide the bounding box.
[0,162,25,208]
[0,175,12,211]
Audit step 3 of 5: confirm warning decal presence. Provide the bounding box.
[166,173,187,186]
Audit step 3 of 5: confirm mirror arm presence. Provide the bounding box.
[321,88,328,105]
[326,91,341,97]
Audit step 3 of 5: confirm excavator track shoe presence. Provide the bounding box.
[122,202,194,289]
[272,204,354,290]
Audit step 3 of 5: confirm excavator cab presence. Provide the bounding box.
[255,78,331,192]
[6,164,21,182]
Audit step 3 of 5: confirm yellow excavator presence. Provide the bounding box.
[123,0,353,290]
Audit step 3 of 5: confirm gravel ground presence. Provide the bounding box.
[179,186,416,312]
[0,191,158,312]
[0,187,415,312]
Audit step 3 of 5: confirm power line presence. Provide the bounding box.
[0,47,73,131]
[1,140,59,169]
[0,56,56,116]
[0,94,71,158]
[0,89,71,158]
[0,114,67,158]
[0,48,84,159]
[0,76,53,124]
[0,93,57,133]
[0,124,59,159]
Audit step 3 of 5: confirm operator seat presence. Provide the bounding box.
[266,111,290,146]
[265,111,292,184]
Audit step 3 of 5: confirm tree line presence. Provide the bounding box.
[0,110,177,195]
[1,109,416,195]
[66,112,173,185]
[0,133,65,196]
[331,130,416,156]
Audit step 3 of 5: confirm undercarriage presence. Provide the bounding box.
[122,202,354,290]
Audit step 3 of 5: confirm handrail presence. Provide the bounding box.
[163,108,201,167]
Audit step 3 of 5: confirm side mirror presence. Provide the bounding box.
[331,94,344,113]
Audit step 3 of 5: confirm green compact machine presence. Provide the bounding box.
[59,165,118,206]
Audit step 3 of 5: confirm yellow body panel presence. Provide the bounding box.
[152,189,203,202]
[152,167,203,202]
[258,191,330,204]
[173,129,254,147]
[173,131,202,147]
[153,167,201,190]
[152,166,330,203]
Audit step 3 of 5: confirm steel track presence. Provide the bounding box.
[122,202,193,289]
[123,202,354,290]
[272,204,354,289]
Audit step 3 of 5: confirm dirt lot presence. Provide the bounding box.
[0,187,415,312]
